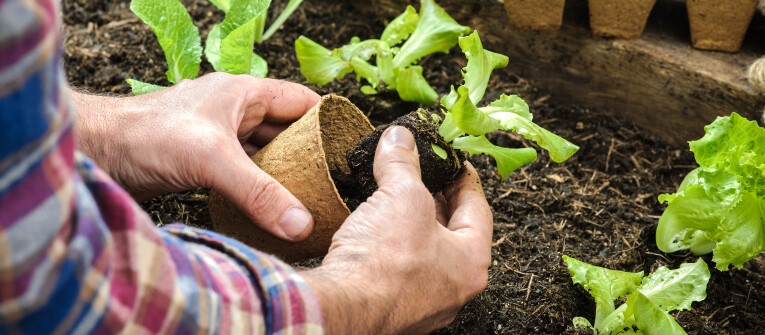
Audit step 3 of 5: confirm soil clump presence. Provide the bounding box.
[341,111,462,210]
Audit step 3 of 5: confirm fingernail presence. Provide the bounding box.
[279,207,311,239]
[383,126,415,151]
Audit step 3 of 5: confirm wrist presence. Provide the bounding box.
[301,262,396,334]
[69,88,122,173]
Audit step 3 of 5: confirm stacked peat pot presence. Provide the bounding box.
[502,0,565,31]
[587,0,656,39]
[502,0,759,52]
[687,0,759,52]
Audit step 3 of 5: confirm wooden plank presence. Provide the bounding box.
[352,0,765,147]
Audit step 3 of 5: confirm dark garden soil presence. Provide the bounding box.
[343,111,463,211]
[62,0,765,333]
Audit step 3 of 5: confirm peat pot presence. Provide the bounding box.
[588,0,656,39]
[687,0,758,52]
[503,0,566,31]
[209,95,374,262]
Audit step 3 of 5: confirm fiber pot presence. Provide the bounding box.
[503,0,566,31]
[687,0,758,52]
[208,95,375,262]
[588,0,656,39]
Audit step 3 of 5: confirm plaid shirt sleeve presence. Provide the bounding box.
[0,0,323,334]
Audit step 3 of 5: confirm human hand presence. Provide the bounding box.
[302,126,493,334]
[71,73,319,241]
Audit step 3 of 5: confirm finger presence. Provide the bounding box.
[211,147,314,242]
[373,126,422,188]
[241,77,321,124]
[443,162,492,245]
[434,193,449,227]
[245,122,290,147]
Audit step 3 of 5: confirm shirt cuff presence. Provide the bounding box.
[162,223,323,335]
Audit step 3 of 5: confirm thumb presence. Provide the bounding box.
[211,149,314,241]
[373,126,422,187]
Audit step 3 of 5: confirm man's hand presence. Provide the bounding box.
[302,126,493,334]
[71,73,319,241]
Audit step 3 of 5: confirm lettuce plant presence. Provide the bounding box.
[563,256,710,335]
[435,31,579,178]
[127,0,304,95]
[295,0,470,104]
[656,112,765,270]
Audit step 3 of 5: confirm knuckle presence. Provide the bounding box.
[244,176,282,216]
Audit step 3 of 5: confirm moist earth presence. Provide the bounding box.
[62,0,765,333]
[342,111,462,211]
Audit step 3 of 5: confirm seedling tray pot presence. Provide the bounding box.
[687,0,758,52]
[588,0,656,40]
[209,94,374,262]
[503,0,566,31]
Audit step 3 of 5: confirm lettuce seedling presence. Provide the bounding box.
[295,0,470,104]
[656,112,765,271]
[436,31,579,178]
[127,0,304,95]
[563,256,710,335]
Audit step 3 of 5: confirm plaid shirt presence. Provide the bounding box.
[0,0,323,333]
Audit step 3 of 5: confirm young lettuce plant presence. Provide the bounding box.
[342,30,578,209]
[127,0,304,95]
[563,256,710,335]
[436,31,579,178]
[656,112,765,271]
[294,0,470,104]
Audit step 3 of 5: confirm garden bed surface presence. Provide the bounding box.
[62,0,765,333]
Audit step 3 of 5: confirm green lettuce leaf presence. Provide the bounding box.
[449,86,499,136]
[209,0,230,12]
[438,113,465,143]
[249,52,268,77]
[393,0,470,69]
[381,5,420,46]
[452,136,537,178]
[130,0,202,84]
[295,36,353,84]
[210,0,231,13]
[262,0,305,41]
[657,112,765,270]
[392,66,438,105]
[484,94,532,121]
[220,18,260,75]
[205,24,223,71]
[629,292,688,335]
[441,31,509,110]
[127,79,166,95]
[349,57,379,89]
[337,38,389,61]
[219,0,270,40]
[488,110,579,163]
[636,258,710,312]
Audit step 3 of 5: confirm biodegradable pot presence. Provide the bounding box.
[503,0,566,31]
[588,0,656,39]
[687,0,758,52]
[208,95,374,262]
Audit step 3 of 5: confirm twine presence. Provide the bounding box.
[748,57,765,94]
